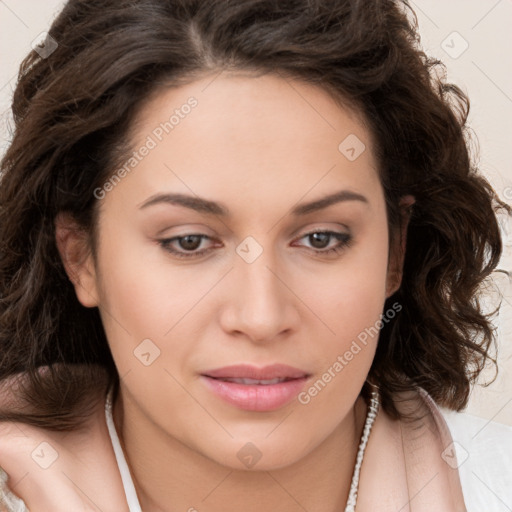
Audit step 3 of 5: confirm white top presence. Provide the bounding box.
[104,392,512,512]
[441,407,512,511]
[105,391,143,512]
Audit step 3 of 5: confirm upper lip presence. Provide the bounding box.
[202,364,310,380]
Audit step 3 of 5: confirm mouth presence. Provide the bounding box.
[200,364,311,411]
[209,377,298,385]
[201,363,309,381]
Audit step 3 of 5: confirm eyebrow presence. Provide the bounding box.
[139,189,369,216]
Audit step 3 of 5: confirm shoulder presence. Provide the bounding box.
[441,408,512,512]
[358,386,467,510]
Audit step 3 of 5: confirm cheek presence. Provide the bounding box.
[313,222,389,335]
[91,225,211,376]
[299,221,389,390]
[95,222,210,324]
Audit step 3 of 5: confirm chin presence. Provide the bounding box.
[204,438,312,472]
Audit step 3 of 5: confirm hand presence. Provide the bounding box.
[0,389,129,511]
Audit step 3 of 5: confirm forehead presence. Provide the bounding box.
[104,72,383,220]
[132,71,372,158]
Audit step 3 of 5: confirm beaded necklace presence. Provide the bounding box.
[344,388,380,511]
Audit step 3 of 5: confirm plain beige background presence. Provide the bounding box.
[1,0,511,425]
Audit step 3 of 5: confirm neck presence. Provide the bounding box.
[113,388,368,512]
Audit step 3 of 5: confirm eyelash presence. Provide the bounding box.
[157,230,353,260]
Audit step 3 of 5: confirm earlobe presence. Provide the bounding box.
[54,212,100,308]
[386,195,415,298]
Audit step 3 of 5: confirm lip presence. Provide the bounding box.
[200,364,311,412]
[201,364,309,380]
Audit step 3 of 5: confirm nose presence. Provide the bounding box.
[219,248,300,344]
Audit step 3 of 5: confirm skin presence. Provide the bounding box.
[57,72,413,512]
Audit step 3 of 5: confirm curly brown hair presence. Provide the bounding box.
[0,0,510,430]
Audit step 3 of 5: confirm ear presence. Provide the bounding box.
[55,212,100,308]
[385,195,415,298]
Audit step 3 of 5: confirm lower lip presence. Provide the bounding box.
[200,376,309,411]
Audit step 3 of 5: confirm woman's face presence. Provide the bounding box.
[68,72,403,470]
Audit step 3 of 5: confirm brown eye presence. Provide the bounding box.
[158,234,214,259]
[294,230,353,257]
[178,235,203,251]
[308,232,331,249]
